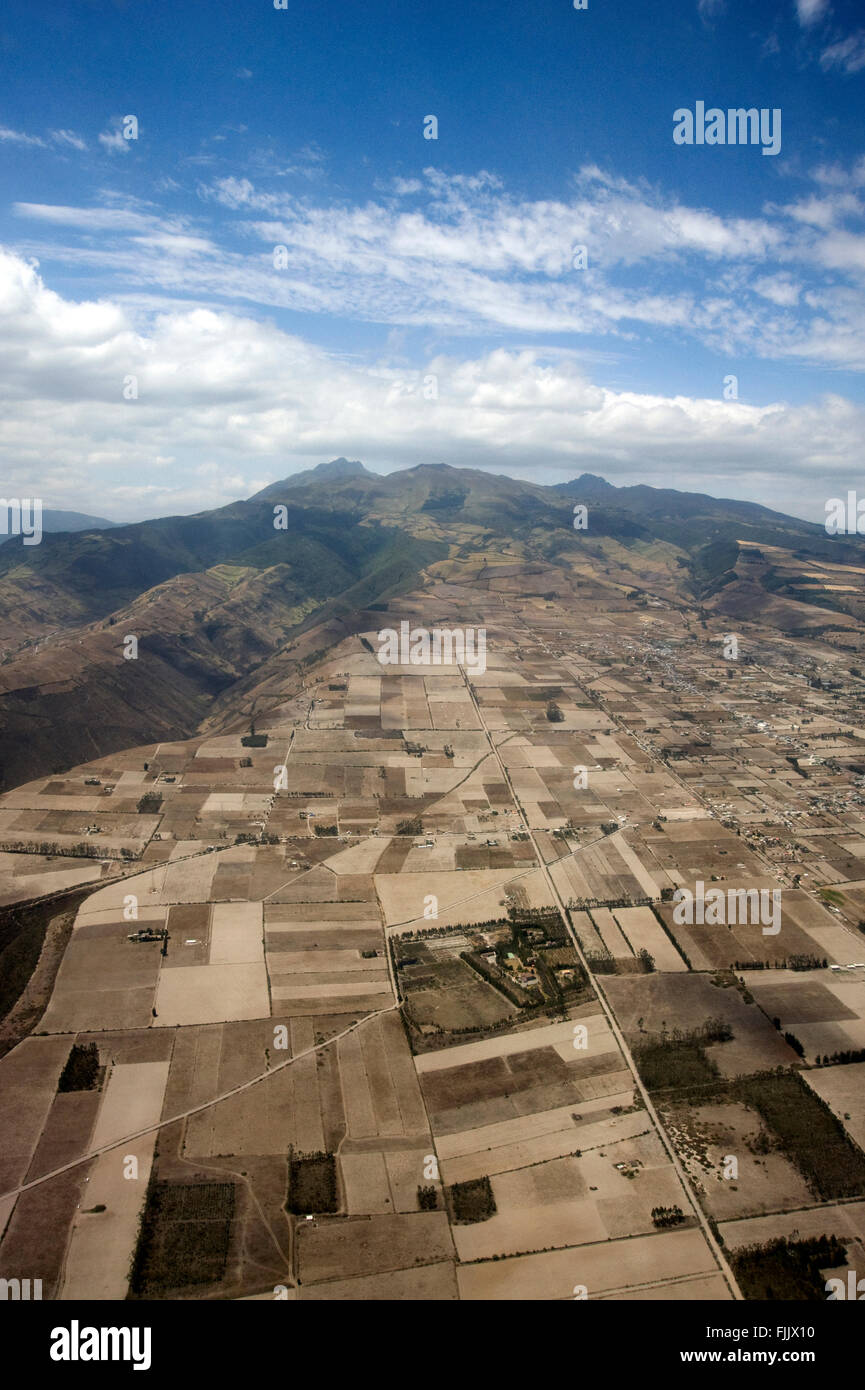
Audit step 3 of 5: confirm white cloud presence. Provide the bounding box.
[780,191,863,228]
[753,275,801,306]
[14,203,157,232]
[812,155,865,187]
[9,161,865,369]
[797,0,830,25]
[814,230,865,274]
[0,126,46,147]
[0,248,861,525]
[821,30,865,74]
[98,124,131,154]
[50,130,87,151]
[208,177,257,209]
[132,232,218,256]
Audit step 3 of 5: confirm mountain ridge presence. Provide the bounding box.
[1,459,863,788]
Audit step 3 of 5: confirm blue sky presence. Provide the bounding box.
[0,0,864,521]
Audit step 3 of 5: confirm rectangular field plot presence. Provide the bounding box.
[418,1017,626,1140]
[299,1262,458,1300]
[60,1060,169,1299]
[209,903,264,964]
[298,1211,454,1285]
[613,907,687,972]
[456,1227,724,1300]
[805,1062,865,1153]
[40,923,162,1033]
[154,962,270,1026]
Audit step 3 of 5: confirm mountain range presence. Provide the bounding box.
[0,508,116,546]
[0,460,862,790]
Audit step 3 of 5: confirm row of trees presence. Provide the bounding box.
[0,838,135,860]
[735,955,827,972]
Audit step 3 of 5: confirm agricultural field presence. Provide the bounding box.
[4,576,865,1304]
[804,1062,865,1153]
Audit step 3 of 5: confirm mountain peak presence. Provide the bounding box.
[308,457,369,480]
[250,458,373,499]
[574,472,616,491]
[551,471,617,498]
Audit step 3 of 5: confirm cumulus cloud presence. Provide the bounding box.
[780,191,863,228]
[813,155,865,186]
[98,121,132,154]
[753,275,801,306]
[0,248,861,526]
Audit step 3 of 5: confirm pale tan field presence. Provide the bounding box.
[377,868,524,931]
[271,980,391,999]
[0,860,105,907]
[0,1036,72,1195]
[614,906,687,971]
[599,1273,731,1300]
[500,742,562,770]
[60,1060,169,1300]
[89,1059,171,1152]
[804,1062,865,1153]
[743,967,865,1060]
[76,905,167,931]
[321,838,393,874]
[719,1199,865,1251]
[415,1016,613,1073]
[608,832,663,897]
[269,950,385,973]
[341,1152,394,1214]
[456,1227,723,1300]
[154,961,269,1025]
[514,868,558,910]
[299,1262,458,1300]
[74,854,218,914]
[453,1194,606,1262]
[60,1137,158,1299]
[591,907,632,957]
[209,902,264,964]
[440,1107,648,1185]
[435,1095,633,1163]
[382,1147,436,1212]
[203,792,271,815]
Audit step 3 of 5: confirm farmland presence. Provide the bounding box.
[3,564,865,1302]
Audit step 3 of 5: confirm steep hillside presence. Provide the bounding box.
[2,459,865,788]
